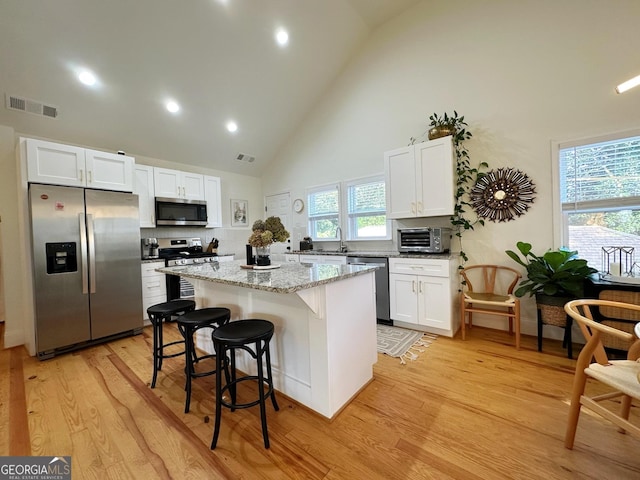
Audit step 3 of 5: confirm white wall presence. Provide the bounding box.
[0,124,29,349]
[262,0,640,334]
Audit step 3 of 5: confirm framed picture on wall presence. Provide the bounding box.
[231,199,248,227]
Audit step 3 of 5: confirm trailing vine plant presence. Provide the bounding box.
[425,111,489,270]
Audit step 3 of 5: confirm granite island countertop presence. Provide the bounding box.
[157,259,377,294]
[289,250,454,259]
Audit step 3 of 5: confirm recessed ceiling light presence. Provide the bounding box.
[226,121,238,133]
[166,100,180,113]
[616,73,640,94]
[275,29,289,47]
[78,70,97,86]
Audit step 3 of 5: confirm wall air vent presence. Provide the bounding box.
[235,153,255,163]
[5,93,58,118]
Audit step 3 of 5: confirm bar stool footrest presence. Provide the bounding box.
[220,376,276,410]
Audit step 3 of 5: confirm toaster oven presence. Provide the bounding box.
[397,227,451,253]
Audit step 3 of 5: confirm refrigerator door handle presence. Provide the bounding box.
[79,213,89,294]
[87,213,97,294]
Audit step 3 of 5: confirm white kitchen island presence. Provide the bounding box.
[157,260,378,419]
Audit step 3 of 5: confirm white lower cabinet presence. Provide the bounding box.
[389,257,458,337]
[299,254,346,265]
[141,261,167,323]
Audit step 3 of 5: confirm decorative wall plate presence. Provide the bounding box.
[470,167,536,222]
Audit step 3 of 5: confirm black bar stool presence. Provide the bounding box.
[147,299,196,388]
[177,307,231,413]
[210,319,279,449]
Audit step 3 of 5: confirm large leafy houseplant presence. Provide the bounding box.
[505,241,597,298]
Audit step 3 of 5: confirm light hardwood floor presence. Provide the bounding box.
[1,321,639,479]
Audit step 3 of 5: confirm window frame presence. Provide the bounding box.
[343,174,391,241]
[552,128,640,248]
[306,174,390,243]
[306,183,341,241]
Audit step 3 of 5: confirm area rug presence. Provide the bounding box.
[376,325,437,364]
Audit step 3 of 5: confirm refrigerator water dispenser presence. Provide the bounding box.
[46,242,78,274]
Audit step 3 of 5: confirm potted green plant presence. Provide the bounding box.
[427,111,459,140]
[505,241,597,326]
[408,111,488,273]
[505,241,597,298]
[423,112,488,269]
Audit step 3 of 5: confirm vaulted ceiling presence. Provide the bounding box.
[0,0,420,176]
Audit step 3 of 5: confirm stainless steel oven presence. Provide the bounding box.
[157,238,218,300]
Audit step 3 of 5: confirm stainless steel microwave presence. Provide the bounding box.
[397,227,451,253]
[155,197,208,226]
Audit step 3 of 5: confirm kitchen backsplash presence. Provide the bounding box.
[140,227,248,256]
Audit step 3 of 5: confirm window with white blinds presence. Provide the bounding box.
[307,184,340,239]
[560,136,640,212]
[346,176,388,239]
[557,133,640,272]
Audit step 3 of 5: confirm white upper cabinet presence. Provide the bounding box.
[182,172,205,200]
[384,135,454,219]
[85,149,134,192]
[25,138,85,187]
[133,164,156,227]
[24,138,134,192]
[154,167,204,200]
[384,146,414,219]
[204,175,222,227]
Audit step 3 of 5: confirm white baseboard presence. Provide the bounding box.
[3,328,24,349]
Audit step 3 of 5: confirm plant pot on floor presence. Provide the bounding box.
[535,293,574,358]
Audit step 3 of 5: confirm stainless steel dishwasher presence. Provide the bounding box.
[346,256,391,325]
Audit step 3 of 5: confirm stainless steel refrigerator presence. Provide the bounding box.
[29,184,143,359]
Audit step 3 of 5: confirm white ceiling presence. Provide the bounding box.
[0,0,420,176]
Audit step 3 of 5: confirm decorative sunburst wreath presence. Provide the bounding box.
[470,167,536,222]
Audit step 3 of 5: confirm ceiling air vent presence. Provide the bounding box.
[5,93,58,118]
[235,153,255,163]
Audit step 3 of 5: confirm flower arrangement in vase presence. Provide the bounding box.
[248,216,290,266]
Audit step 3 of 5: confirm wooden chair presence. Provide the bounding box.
[596,290,640,352]
[459,265,521,348]
[564,299,640,449]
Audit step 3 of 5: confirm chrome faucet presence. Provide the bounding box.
[336,226,347,253]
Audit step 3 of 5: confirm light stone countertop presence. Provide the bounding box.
[289,250,454,259]
[156,259,377,294]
